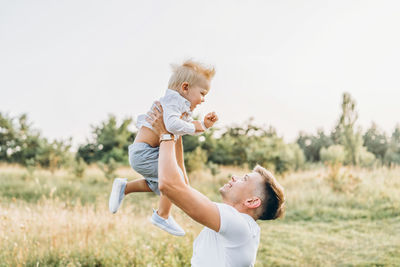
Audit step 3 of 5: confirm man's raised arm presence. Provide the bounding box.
[146,102,221,232]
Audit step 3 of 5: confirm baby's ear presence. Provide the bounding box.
[181,82,189,93]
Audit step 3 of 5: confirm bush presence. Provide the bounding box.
[98,158,119,179]
[384,127,400,166]
[246,136,281,172]
[0,113,72,170]
[207,161,220,177]
[77,115,135,165]
[72,158,87,178]
[384,149,400,166]
[246,138,305,174]
[325,163,361,193]
[320,145,346,165]
[363,122,389,160]
[185,147,207,173]
[359,147,376,167]
[296,130,333,162]
[285,143,306,171]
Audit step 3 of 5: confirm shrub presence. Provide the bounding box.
[185,147,207,173]
[320,145,346,165]
[286,143,306,171]
[72,158,87,178]
[325,163,361,193]
[296,130,333,162]
[384,149,400,166]
[207,161,220,177]
[358,147,376,167]
[98,158,118,179]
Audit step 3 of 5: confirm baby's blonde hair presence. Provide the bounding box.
[168,60,216,91]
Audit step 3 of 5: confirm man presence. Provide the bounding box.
[149,102,285,266]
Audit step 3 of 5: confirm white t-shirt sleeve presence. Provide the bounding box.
[162,102,196,136]
[216,203,251,244]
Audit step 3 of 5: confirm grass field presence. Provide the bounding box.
[0,164,399,266]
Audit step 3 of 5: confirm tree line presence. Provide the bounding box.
[1,93,399,177]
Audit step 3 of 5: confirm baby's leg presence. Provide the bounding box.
[157,194,172,219]
[124,178,152,195]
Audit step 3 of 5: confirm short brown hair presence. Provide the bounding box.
[168,59,215,91]
[253,165,285,220]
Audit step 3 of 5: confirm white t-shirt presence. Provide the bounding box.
[136,89,196,136]
[191,203,261,267]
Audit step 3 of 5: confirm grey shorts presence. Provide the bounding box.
[128,142,184,195]
[129,142,161,195]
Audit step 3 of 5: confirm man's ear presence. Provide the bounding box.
[244,197,261,209]
[181,82,189,94]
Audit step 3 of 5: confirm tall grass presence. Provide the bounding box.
[1,164,399,266]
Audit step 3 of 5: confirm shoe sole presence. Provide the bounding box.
[150,217,185,236]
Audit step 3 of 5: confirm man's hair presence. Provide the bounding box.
[253,165,285,220]
[168,59,216,91]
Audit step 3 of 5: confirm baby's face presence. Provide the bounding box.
[184,81,209,111]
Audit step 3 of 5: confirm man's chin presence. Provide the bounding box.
[219,187,227,196]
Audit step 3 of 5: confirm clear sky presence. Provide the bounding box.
[1,0,399,147]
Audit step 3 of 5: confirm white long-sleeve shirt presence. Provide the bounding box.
[136,89,196,137]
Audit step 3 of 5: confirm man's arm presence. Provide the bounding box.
[158,140,220,232]
[147,101,220,231]
[175,136,189,185]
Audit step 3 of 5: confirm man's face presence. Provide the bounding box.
[219,172,263,205]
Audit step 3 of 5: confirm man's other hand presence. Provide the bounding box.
[146,101,169,137]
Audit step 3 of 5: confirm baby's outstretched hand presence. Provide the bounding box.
[204,112,218,129]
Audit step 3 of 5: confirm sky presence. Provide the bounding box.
[1,0,399,147]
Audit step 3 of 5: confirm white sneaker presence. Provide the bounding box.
[109,178,127,213]
[150,209,185,236]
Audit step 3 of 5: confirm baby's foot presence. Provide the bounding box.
[150,209,185,236]
[109,178,127,213]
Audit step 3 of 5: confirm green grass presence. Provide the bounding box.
[0,165,399,266]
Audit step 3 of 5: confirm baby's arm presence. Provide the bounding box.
[191,121,207,133]
[162,100,218,135]
[163,104,202,135]
[192,112,219,131]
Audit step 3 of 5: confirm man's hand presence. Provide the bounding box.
[145,101,169,137]
[204,112,218,129]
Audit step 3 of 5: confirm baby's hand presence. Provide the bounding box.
[204,112,218,129]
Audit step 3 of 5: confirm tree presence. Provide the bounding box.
[0,112,72,170]
[0,113,41,164]
[77,115,136,165]
[363,122,389,160]
[297,129,333,162]
[384,125,400,165]
[334,92,363,165]
[36,138,72,172]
